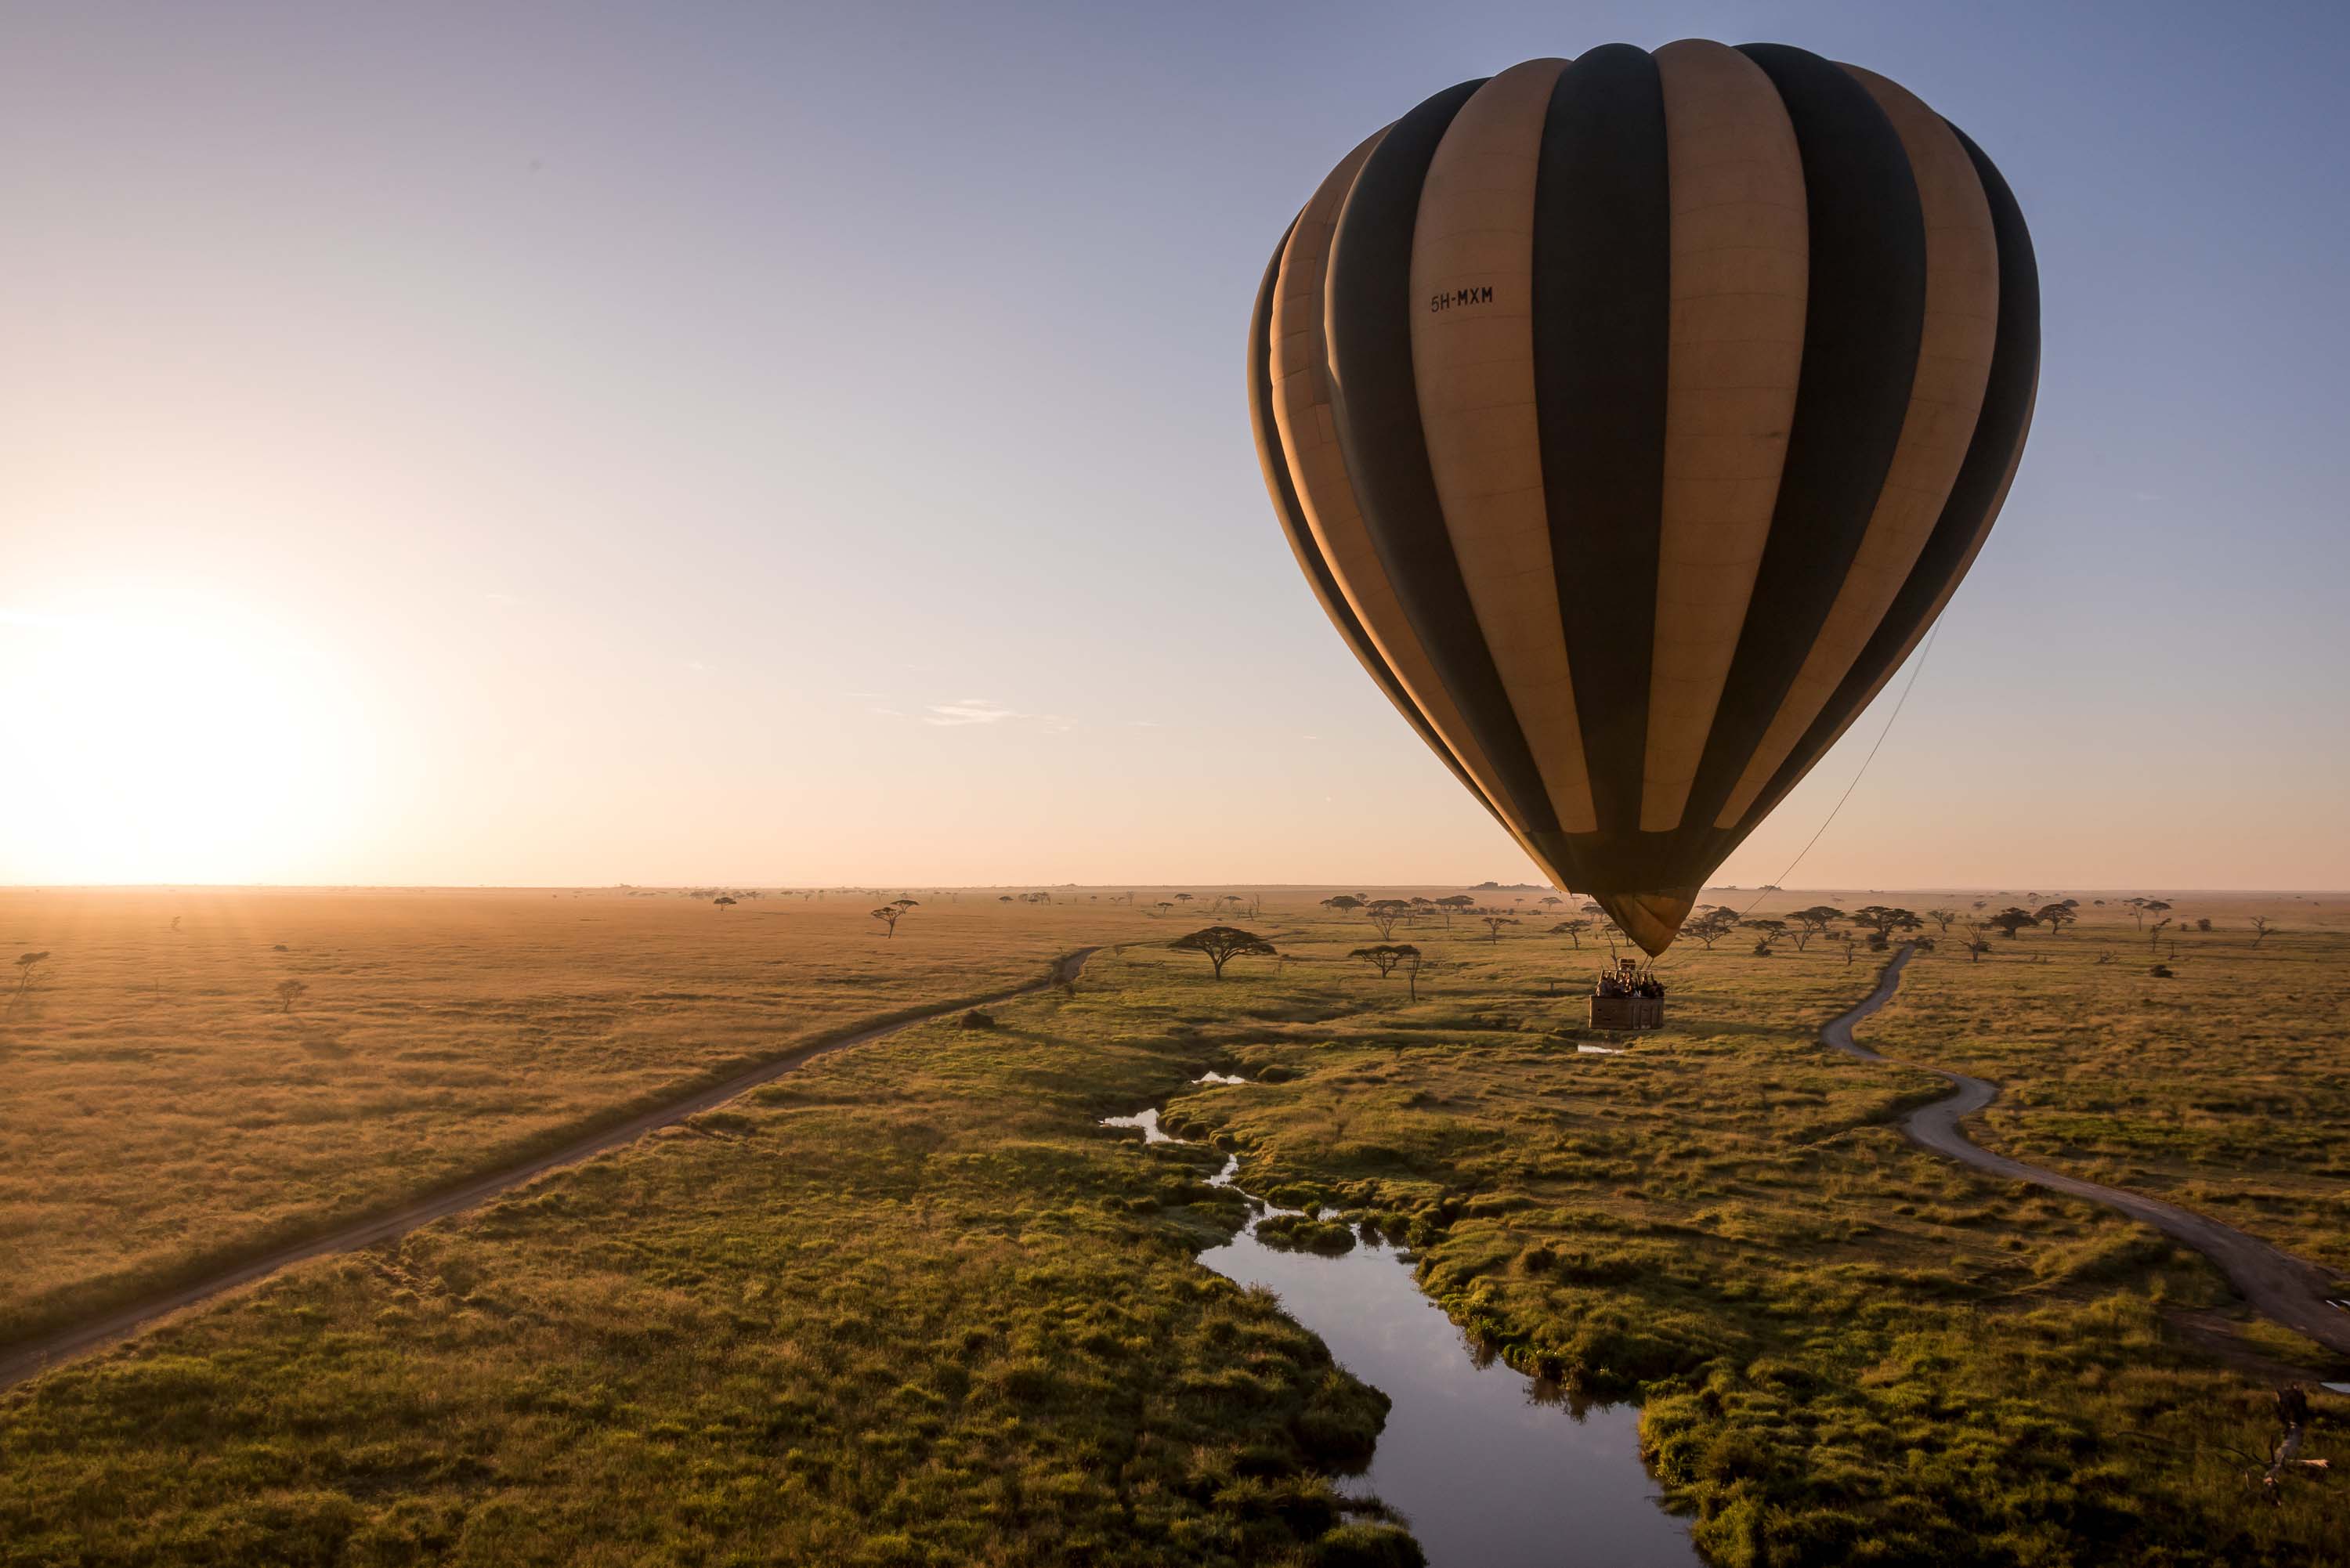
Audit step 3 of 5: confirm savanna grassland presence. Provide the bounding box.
[1859,894,2350,1273]
[0,887,1112,1346]
[2,886,2345,1567]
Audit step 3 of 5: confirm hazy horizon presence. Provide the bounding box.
[8,0,2348,891]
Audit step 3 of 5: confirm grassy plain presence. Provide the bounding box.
[3,886,2345,1566]
[0,887,1112,1346]
[1137,893,2349,1566]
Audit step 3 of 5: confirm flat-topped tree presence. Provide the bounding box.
[1436,894,1476,926]
[1746,918,1788,954]
[1684,907,1741,948]
[15,951,51,994]
[2034,902,2075,935]
[1365,900,1410,941]
[1989,906,2039,939]
[1791,906,1842,951]
[1927,908,1958,933]
[1349,942,1419,982]
[1480,915,1519,943]
[1550,917,1592,948]
[1852,906,1921,939]
[870,898,916,938]
[1321,894,1365,912]
[1169,926,1277,981]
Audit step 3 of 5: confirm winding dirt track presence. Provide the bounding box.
[1828,946,2350,1357]
[0,946,1102,1393]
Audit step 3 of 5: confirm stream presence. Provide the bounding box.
[1104,1085,1697,1567]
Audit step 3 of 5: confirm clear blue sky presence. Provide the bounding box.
[5,1,2345,888]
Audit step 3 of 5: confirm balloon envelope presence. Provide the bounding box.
[1250,41,2038,953]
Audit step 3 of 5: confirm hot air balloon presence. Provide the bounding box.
[1249,42,2038,955]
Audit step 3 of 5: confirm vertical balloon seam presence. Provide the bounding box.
[1325,77,1592,886]
[1727,118,2039,844]
[1271,132,1542,847]
[1668,42,1929,886]
[1636,38,1811,844]
[1708,63,2001,830]
[1529,42,1672,875]
[1408,59,1600,839]
[1249,221,1510,831]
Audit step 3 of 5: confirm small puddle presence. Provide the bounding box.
[1104,1101,1695,1566]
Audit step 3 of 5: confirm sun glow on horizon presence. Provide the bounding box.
[0,591,380,884]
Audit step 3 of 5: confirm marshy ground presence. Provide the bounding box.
[2,886,2343,1565]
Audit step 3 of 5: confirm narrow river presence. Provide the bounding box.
[1104,1092,1697,1567]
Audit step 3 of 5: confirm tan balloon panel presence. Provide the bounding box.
[1268,135,1537,840]
[1408,58,1600,836]
[1252,42,2041,951]
[1713,63,2001,826]
[1641,38,1809,833]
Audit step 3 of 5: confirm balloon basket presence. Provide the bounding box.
[1589,995,1664,1031]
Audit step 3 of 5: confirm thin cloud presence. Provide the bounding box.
[909,697,1076,732]
[925,698,1025,726]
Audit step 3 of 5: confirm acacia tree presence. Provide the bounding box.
[1960,920,1990,962]
[1786,907,1842,959]
[871,898,916,938]
[1988,907,2039,940]
[1170,926,1277,981]
[274,978,309,1013]
[1853,905,1922,941]
[1745,918,1788,952]
[2034,902,2076,936]
[1550,917,1592,949]
[1400,945,1427,1002]
[1481,915,1519,944]
[14,950,50,994]
[1684,907,1741,949]
[1435,894,1476,926]
[1321,894,1365,913]
[1926,908,1959,934]
[1350,942,1419,986]
[1366,900,1410,941]
[2251,915,2277,948]
[713,895,737,910]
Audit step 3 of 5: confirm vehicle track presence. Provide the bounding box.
[0,945,1103,1393]
[1828,946,2350,1357]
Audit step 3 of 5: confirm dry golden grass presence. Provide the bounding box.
[0,886,1111,1345]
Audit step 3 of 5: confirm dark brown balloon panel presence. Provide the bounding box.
[1249,42,2038,953]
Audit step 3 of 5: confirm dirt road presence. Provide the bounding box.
[0,946,1102,1393]
[1828,946,2350,1358]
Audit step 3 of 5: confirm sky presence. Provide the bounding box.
[4,0,2347,890]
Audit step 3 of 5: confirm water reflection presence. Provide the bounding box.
[1104,1104,1696,1567]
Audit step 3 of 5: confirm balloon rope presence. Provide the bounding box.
[1734,620,1943,925]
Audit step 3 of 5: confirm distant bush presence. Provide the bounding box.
[960,1009,997,1029]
